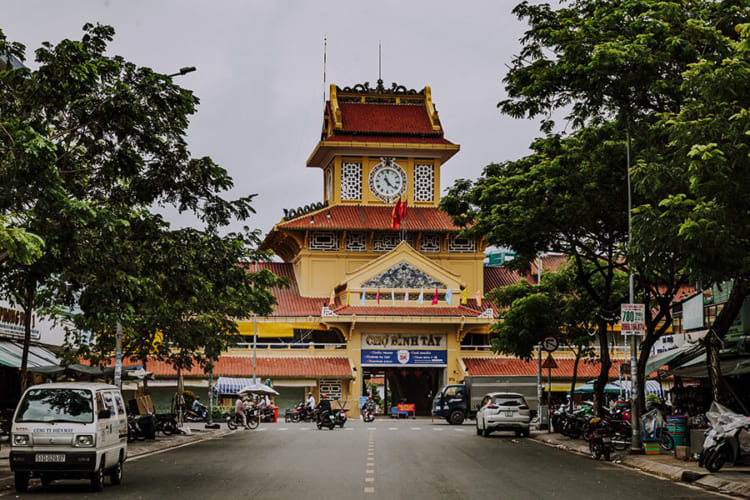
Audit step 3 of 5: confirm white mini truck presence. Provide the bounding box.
[10,382,128,492]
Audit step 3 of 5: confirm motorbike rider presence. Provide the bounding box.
[235,396,249,429]
[306,392,315,411]
[315,393,332,423]
[192,396,205,415]
[364,395,376,412]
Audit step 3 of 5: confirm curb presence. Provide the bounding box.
[127,428,234,460]
[532,433,750,499]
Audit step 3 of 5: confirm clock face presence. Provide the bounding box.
[369,159,407,202]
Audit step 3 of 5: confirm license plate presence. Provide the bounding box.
[504,411,513,417]
[36,454,65,463]
[602,437,611,443]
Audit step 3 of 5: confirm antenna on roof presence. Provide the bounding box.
[378,41,382,82]
[323,35,327,104]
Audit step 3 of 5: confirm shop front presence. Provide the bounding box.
[360,333,447,416]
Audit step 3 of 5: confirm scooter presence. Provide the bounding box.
[587,416,615,461]
[699,402,750,472]
[226,407,260,430]
[334,408,349,428]
[315,408,336,430]
[362,405,376,423]
[182,401,209,422]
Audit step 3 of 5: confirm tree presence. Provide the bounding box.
[489,263,604,408]
[0,24,276,390]
[632,23,750,402]
[442,124,630,414]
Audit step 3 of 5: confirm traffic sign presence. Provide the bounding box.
[541,354,558,369]
[621,303,645,336]
[541,335,559,352]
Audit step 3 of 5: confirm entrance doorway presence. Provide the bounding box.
[363,367,443,417]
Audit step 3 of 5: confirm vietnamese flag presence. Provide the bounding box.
[391,199,402,230]
[400,199,407,219]
[431,288,439,305]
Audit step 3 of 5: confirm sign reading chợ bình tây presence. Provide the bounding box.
[620,303,645,336]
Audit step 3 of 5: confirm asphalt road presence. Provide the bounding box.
[1,419,727,500]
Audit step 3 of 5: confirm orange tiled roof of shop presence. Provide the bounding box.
[111,356,352,378]
[463,357,627,378]
[277,205,461,231]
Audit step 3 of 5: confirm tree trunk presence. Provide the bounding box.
[593,318,611,417]
[706,278,750,403]
[20,285,35,394]
[637,332,658,415]
[570,349,581,411]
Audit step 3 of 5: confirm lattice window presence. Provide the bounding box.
[414,164,434,201]
[341,162,362,200]
[420,233,441,252]
[309,231,339,251]
[448,235,476,253]
[319,379,342,400]
[373,232,400,252]
[346,232,367,252]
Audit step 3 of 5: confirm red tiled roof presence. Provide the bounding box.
[484,266,528,291]
[334,102,440,137]
[278,205,461,231]
[122,356,352,378]
[245,262,323,317]
[530,254,569,278]
[463,357,627,378]
[330,304,492,318]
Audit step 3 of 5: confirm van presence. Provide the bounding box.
[9,382,128,492]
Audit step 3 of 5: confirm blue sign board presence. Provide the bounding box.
[361,349,447,366]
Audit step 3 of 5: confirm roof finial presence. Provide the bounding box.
[377,41,385,92]
[323,35,327,104]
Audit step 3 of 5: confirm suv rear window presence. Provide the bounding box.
[493,396,526,407]
[16,389,94,423]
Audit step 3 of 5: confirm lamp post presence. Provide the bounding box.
[166,66,196,78]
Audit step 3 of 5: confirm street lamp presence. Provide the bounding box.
[167,66,196,78]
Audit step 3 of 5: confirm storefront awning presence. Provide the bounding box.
[645,343,702,375]
[0,340,59,368]
[213,377,258,395]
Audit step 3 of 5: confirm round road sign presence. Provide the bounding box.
[541,335,559,352]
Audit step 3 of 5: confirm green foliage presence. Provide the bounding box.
[0,24,285,384]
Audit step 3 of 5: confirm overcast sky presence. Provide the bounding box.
[3,1,542,238]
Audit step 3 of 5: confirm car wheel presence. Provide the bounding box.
[476,422,482,436]
[448,410,465,425]
[483,422,491,437]
[110,459,123,485]
[514,430,521,437]
[41,473,53,488]
[522,429,530,438]
[90,461,106,491]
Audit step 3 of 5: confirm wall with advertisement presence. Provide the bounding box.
[0,300,69,345]
[360,333,447,367]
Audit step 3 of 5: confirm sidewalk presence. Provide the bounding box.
[0,422,232,477]
[533,431,750,498]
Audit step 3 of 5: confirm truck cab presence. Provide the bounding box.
[432,384,471,425]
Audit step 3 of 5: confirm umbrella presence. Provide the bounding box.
[238,383,279,396]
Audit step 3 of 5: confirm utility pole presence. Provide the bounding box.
[627,131,642,454]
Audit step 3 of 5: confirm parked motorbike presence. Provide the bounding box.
[155,413,178,436]
[182,401,209,422]
[588,416,615,461]
[226,407,260,430]
[259,405,275,423]
[128,414,156,441]
[699,402,750,473]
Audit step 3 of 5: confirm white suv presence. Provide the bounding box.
[475,392,531,437]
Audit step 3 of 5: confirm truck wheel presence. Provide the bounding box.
[449,410,465,425]
[90,460,106,491]
[14,472,29,492]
